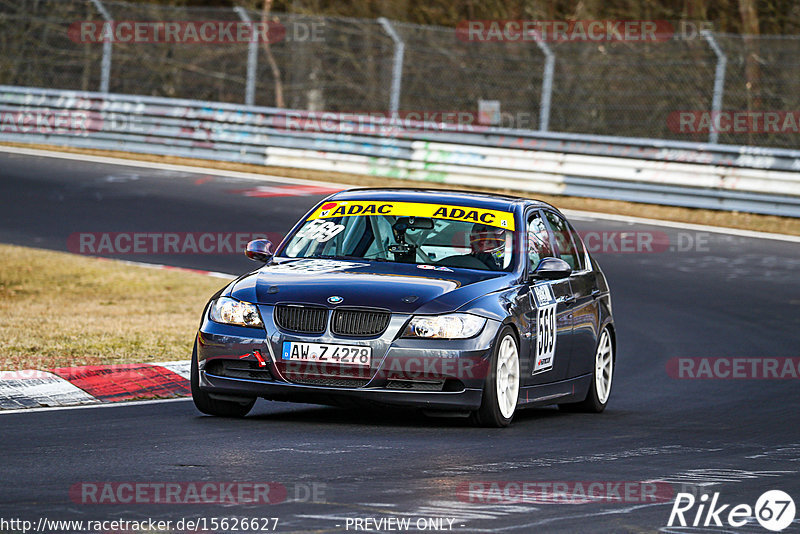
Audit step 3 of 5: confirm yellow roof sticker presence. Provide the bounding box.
[307,201,515,230]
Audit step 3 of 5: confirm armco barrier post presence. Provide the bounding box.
[531,30,554,132]
[377,17,405,114]
[88,0,112,94]
[701,30,727,145]
[234,7,259,106]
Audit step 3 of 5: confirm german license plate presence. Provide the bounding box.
[281,342,371,367]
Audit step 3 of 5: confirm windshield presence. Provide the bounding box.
[282,201,515,272]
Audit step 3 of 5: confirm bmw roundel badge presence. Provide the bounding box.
[327,295,344,304]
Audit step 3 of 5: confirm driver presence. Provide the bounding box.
[469,223,506,270]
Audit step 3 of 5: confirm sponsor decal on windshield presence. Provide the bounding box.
[307,201,516,230]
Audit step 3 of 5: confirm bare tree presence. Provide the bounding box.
[262,0,285,108]
[738,0,762,116]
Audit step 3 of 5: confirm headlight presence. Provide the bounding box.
[209,297,263,328]
[403,314,486,339]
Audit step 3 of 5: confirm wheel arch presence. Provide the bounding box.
[601,320,617,362]
[499,316,522,344]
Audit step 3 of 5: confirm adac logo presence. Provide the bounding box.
[327,295,344,304]
[432,206,499,226]
[326,203,393,217]
[318,202,338,217]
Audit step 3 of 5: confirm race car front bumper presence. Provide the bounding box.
[195,306,500,411]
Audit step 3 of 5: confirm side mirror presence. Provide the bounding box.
[532,257,572,280]
[245,239,274,263]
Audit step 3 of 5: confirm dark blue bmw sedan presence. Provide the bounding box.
[192,188,614,426]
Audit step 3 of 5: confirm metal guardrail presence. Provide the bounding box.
[9,1,800,150]
[1,85,799,217]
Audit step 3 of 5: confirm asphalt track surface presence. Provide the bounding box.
[1,150,799,534]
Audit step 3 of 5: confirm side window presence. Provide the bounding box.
[566,221,587,271]
[544,211,582,271]
[527,212,554,271]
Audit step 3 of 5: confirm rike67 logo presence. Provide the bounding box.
[668,490,796,532]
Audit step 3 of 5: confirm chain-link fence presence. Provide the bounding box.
[3,0,800,148]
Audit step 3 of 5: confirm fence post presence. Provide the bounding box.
[88,0,112,93]
[234,7,258,106]
[531,31,554,132]
[377,17,405,114]
[701,30,727,145]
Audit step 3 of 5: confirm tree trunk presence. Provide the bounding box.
[738,0,761,110]
[738,0,762,146]
[262,0,285,108]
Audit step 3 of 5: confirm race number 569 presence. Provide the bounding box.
[296,220,345,243]
[534,303,556,372]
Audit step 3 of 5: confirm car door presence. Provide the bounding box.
[543,211,599,379]
[524,209,575,385]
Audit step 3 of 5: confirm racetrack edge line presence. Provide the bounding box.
[1,144,798,243]
[0,361,195,413]
[0,396,192,415]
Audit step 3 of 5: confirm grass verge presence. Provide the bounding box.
[3,142,799,236]
[0,244,229,370]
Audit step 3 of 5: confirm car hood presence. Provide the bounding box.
[226,258,515,315]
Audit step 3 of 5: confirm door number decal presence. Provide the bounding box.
[533,284,557,374]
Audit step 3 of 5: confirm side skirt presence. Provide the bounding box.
[518,373,592,407]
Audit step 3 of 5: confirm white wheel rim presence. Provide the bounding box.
[495,335,519,419]
[594,330,613,404]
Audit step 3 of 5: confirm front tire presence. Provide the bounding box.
[191,344,255,417]
[472,326,520,427]
[559,327,613,413]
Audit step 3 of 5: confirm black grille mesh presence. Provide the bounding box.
[331,308,391,337]
[204,360,273,382]
[285,376,370,388]
[274,305,327,334]
[386,380,445,391]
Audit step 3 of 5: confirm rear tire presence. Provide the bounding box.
[191,344,255,417]
[559,327,613,413]
[471,326,520,427]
